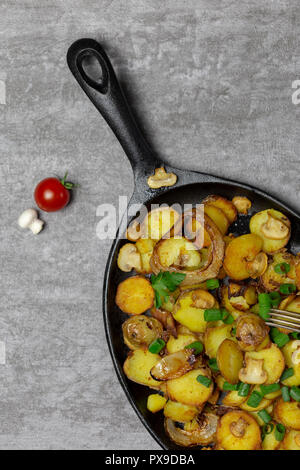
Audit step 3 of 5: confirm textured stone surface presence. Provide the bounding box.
[0,0,299,449]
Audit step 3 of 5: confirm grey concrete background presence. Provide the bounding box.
[0,0,299,449]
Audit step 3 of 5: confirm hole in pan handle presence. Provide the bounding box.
[67,38,161,176]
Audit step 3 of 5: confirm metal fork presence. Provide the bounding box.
[266,308,300,333]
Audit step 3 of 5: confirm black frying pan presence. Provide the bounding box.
[67,38,300,450]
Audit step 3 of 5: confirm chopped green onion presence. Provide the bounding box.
[281,386,290,402]
[247,391,263,408]
[196,375,212,388]
[280,367,294,382]
[238,382,251,397]
[208,358,219,373]
[279,283,296,295]
[290,332,300,340]
[258,293,271,320]
[290,386,300,402]
[148,338,165,354]
[223,381,239,391]
[262,423,274,440]
[231,327,237,336]
[270,327,290,348]
[260,383,281,396]
[274,263,290,275]
[185,341,203,355]
[275,423,286,442]
[269,291,281,308]
[258,409,272,424]
[204,309,222,322]
[223,313,234,325]
[206,279,219,290]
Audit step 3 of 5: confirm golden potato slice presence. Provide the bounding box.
[116,276,155,315]
[261,251,296,292]
[166,333,198,354]
[250,209,291,253]
[274,398,300,430]
[155,237,202,270]
[204,205,230,236]
[222,390,249,407]
[281,340,300,387]
[142,207,180,240]
[240,396,272,412]
[163,400,198,422]
[223,234,263,281]
[203,195,237,224]
[282,430,300,450]
[123,349,161,388]
[204,324,233,359]
[147,394,167,413]
[245,343,285,384]
[262,422,281,450]
[173,290,218,333]
[167,368,213,406]
[216,410,261,450]
[217,339,244,384]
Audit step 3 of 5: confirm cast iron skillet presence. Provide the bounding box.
[67,38,300,449]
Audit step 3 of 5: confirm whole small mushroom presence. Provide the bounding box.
[18,209,44,235]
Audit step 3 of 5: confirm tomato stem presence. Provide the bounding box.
[60,171,79,190]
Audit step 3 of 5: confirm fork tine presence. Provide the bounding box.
[268,317,300,329]
[266,322,300,333]
[270,311,300,323]
[271,308,300,320]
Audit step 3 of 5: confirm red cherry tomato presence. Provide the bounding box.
[34,173,75,212]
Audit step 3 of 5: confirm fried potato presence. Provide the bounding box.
[220,285,244,319]
[204,324,233,359]
[155,237,202,270]
[163,400,198,422]
[216,410,261,450]
[204,205,230,236]
[245,343,285,384]
[282,430,300,450]
[142,207,180,240]
[166,333,198,354]
[116,276,155,315]
[261,251,296,292]
[262,422,281,450]
[216,339,244,384]
[203,195,237,224]
[167,368,213,407]
[250,209,291,253]
[173,290,219,333]
[123,349,162,388]
[222,390,249,407]
[147,394,167,413]
[240,396,272,412]
[281,340,300,387]
[223,234,263,281]
[274,398,300,430]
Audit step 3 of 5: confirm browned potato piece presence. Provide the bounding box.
[220,285,243,319]
[173,290,219,333]
[282,430,300,450]
[163,400,198,422]
[274,398,300,430]
[281,340,300,386]
[245,343,285,384]
[232,196,252,215]
[240,396,272,412]
[141,207,180,240]
[223,234,263,281]
[123,349,161,388]
[261,251,296,292]
[122,315,163,350]
[250,209,291,253]
[150,350,196,381]
[116,276,155,315]
[204,205,230,236]
[204,324,233,359]
[216,410,261,450]
[236,313,269,352]
[167,368,213,406]
[166,333,198,354]
[203,195,237,224]
[222,390,249,407]
[217,339,244,384]
[262,422,281,450]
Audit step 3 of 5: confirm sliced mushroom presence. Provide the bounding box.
[150,349,196,381]
[126,220,141,241]
[122,315,163,350]
[261,213,290,240]
[238,356,267,384]
[246,252,268,278]
[191,289,215,309]
[147,167,177,189]
[232,196,252,215]
[229,417,249,438]
[117,243,142,272]
[236,313,269,351]
[151,307,177,338]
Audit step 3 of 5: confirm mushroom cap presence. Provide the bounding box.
[18,208,38,228]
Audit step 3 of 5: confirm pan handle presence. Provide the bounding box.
[67,38,161,177]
